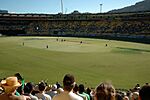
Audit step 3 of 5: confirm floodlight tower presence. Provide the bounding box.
[65,8,67,14]
[100,4,103,13]
[61,0,64,14]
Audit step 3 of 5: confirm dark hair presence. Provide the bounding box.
[139,85,150,100]
[38,82,46,91]
[56,82,61,89]
[79,84,85,93]
[86,87,91,94]
[24,82,34,94]
[15,73,25,95]
[14,73,23,80]
[73,84,79,93]
[63,74,75,91]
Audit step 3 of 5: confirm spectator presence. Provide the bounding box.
[139,84,150,100]
[24,82,38,100]
[73,84,86,100]
[135,84,140,91]
[0,76,30,100]
[35,82,51,100]
[78,84,90,100]
[123,92,129,100]
[145,83,149,85]
[56,82,61,89]
[86,88,92,100]
[14,73,25,95]
[132,92,139,100]
[94,82,116,100]
[115,93,123,100]
[52,74,83,100]
[73,84,78,94]
[46,84,58,98]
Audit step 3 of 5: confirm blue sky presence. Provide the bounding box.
[0,0,144,14]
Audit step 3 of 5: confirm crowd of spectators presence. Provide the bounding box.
[0,73,150,100]
[47,20,150,36]
[0,12,150,37]
[0,14,150,38]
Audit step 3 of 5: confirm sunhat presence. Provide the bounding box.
[1,76,21,89]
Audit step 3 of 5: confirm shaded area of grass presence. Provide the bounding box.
[116,47,150,53]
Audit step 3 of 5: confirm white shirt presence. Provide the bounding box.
[46,90,57,98]
[36,92,51,100]
[53,91,83,100]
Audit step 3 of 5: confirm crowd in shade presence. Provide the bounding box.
[0,73,150,100]
[31,19,150,36]
[47,20,150,35]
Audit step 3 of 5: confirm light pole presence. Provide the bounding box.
[100,4,103,13]
[61,0,64,14]
[65,8,67,14]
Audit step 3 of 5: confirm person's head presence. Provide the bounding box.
[52,84,57,91]
[78,84,85,93]
[1,76,21,93]
[63,74,75,91]
[24,82,34,94]
[94,82,116,100]
[38,82,47,92]
[14,73,25,94]
[86,87,91,94]
[139,85,150,100]
[14,73,23,81]
[73,84,79,93]
[56,82,61,89]
[132,92,139,100]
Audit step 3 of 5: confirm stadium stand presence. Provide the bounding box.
[0,12,150,43]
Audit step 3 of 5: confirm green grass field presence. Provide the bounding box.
[0,36,150,89]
